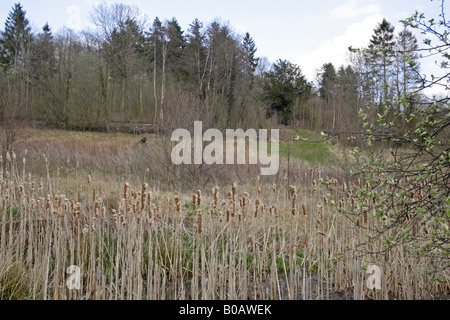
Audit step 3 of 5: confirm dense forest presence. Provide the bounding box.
[0,2,436,137]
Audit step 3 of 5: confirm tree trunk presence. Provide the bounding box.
[160,40,167,123]
[153,43,158,124]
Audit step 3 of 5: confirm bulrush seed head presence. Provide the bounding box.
[317,203,324,224]
[124,183,129,199]
[255,199,260,217]
[197,190,201,205]
[289,185,296,198]
[197,209,202,234]
[192,193,197,210]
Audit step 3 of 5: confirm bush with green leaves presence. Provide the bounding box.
[344,0,449,276]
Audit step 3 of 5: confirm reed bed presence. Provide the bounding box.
[0,153,448,300]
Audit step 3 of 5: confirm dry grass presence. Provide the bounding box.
[0,129,448,300]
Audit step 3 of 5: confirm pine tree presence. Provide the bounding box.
[396,29,421,95]
[148,17,166,123]
[367,18,396,105]
[32,23,55,80]
[242,32,259,82]
[186,19,207,96]
[106,18,144,80]
[318,63,338,130]
[337,65,360,129]
[0,37,6,69]
[165,18,187,81]
[187,19,204,47]
[1,3,33,118]
[393,29,421,124]
[0,3,33,72]
[318,62,337,103]
[103,17,145,118]
[30,23,56,118]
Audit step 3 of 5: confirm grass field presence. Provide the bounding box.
[278,129,336,165]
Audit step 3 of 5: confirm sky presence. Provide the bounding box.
[0,0,446,92]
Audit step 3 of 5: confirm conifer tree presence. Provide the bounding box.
[31,23,56,118]
[0,3,33,72]
[186,19,207,96]
[165,18,187,81]
[367,18,396,106]
[242,32,259,83]
[318,62,337,103]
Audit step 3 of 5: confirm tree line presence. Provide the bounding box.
[0,2,438,137]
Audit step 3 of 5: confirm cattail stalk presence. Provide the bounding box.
[213,187,219,208]
[124,183,129,199]
[255,199,260,218]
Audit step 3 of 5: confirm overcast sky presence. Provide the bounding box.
[0,0,445,89]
